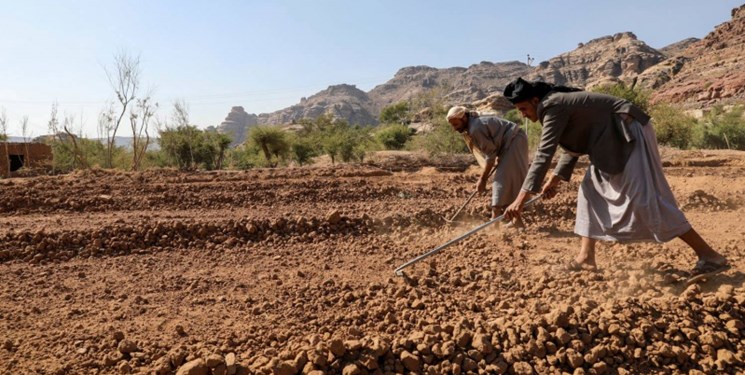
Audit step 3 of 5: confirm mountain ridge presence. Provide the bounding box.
[218,5,745,144]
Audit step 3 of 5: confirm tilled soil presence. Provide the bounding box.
[1,151,745,375]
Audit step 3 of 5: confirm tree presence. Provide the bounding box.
[130,96,157,171]
[248,126,290,167]
[48,103,89,170]
[157,101,232,170]
[375,124,412,150]
[289,135,317,166]
[206,130,232,169]
[649,103,695,149]
[693,105,745,150]
[102,51,141,168]
[379,101,411,124]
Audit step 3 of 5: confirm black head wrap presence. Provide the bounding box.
[503,77,582,104]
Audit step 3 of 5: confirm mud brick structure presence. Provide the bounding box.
[0,142,53,178]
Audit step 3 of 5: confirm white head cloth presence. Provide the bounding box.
[446,106,467,121]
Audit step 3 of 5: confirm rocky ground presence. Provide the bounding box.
[1,150,745,375]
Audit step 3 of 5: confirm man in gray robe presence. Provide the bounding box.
[446,106,528,225]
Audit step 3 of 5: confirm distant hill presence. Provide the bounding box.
[653,4,745,107]
[527,32,666,89]
[215,5,745,145]
[658,37,700,58]
[258,84,378,126]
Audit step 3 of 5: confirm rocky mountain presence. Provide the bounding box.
[658,37,700,57]
[527,32,666,89]
[218,106,258,147]
[653,4,745,107]
[217,6,744,144]
[367,61,531,110]
[256,84,377,127]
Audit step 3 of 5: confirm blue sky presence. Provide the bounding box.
[0,0,742,137]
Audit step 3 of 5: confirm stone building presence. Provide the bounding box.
[0,142,53,178]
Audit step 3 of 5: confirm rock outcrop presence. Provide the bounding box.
[257,84,378,127]
[658,37,700,58]
[367,61,531,110]
[653,4,745,107]
[217,106,258,147]
[527,32,666,89]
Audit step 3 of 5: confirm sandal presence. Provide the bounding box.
[690,260,731,277]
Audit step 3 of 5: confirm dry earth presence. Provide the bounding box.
[1,150,745,375]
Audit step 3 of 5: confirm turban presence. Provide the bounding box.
[446,106,467,121]
[504,77,580,103]
[503,77,543,104]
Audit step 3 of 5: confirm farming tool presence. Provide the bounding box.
[395,194,542,277]
[444,163,497,224]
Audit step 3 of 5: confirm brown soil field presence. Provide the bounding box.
[1,150,745,375]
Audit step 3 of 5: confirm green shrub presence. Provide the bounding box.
[247,125,290,167]
[158,125,232,170]
[379,101,410,124]
[49,137,109,172]
[408,117,467,156]
[649,103,695,149]
[591,82,651,112]
[289,135,317,166]
[691,105,745,150]
[375,124,412,150]
[297,114,374,164]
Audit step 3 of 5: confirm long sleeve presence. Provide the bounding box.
[553,152,578,181]
[521,104,570,193]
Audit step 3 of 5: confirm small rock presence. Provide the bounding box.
[471,333,493,355]
[555,327,571,345]
[112,331,125,342]
[410,299,425,309]
[225,353,237,366]
[512,361,533,375]
[175,325,186,336]
[342,363,362,375]
[717,348,736,365]
[327,210,341,225]
[206,353,224,368]
[273,361,295,375]
[118,361,132,374]
[329,338,346,357]
[151,356,172,375]
[607,324,621,335]
[212,364,227,375]
[117,340,138,354]
[566,349,584,369]
[176,359,208,375]
[400,350,421,372]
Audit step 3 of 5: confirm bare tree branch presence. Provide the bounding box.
[103,51,141,168]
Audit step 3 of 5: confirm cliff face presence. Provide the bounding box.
[256,84,378,127]
[653,5,745,107]
[367,61,531,110]
[527,32,666,89]
[217,106,258,147]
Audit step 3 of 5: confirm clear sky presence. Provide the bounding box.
[0,0,742,137]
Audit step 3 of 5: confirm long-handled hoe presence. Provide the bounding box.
[395,195,542,277]
[444,165,497,224]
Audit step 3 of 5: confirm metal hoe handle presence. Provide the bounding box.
[394,195,542,276]
[445,165,497,223]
